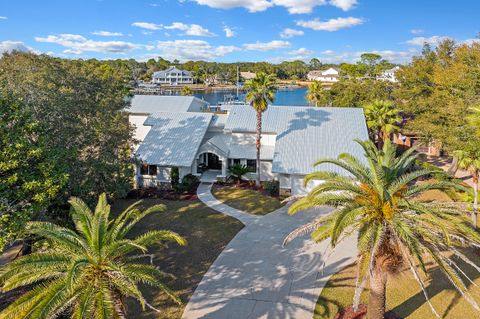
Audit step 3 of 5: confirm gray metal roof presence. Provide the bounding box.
[127,95,207,114]
[225,105,369,175]
[135,112,213,167]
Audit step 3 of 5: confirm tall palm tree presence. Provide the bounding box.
[364,100,401,148]
[244,72,277,187]
[306,80,326,107]
[0,194,186,318]
[284,140,480,319]
[181,86,193,96]
[454,148,480,227]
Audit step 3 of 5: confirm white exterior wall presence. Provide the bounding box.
[129,115,151,148]
[231,132,276,146]
[179,167,192,179]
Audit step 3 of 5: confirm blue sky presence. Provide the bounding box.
[1,0,479,64]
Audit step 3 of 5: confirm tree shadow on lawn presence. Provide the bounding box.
[111,198,244,319]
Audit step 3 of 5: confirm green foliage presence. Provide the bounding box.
[228,164,250,184]
[0,52,135,233]
[181,86,193,96]
[263,180,280,197]
[307,80,328,107]
[363,99,401,144]
[244,72,277,112]
[178,174,200,193]
[170,167,180,189]
[0,193,186,318]
[286,140,480,317]
[321,78,395,108]
[0,96,68,251]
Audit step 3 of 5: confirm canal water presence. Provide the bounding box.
[193,87,311,106]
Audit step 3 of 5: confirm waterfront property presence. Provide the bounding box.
[307,67,340,83]
[379,66,400,83]
[152,66,194,85]
[128,95,368,195]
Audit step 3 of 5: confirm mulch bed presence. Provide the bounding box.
[214,180,279,198]
[127,186,199,201]
[334,305,401,319]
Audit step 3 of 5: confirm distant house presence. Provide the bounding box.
[307,67,340,82]
[240,71,256,81]
[152,66,193,85]
[379,66,400,83]
[127,95,369,195]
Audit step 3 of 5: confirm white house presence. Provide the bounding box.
[379,66,400,83]
[127,95,368,195]
[307,67,340,83]
[152,66,193,85]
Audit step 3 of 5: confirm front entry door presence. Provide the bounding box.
[207,153,221,170]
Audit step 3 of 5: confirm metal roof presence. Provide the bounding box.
[127,95,207,114]
[135,112,213,167]
[225,105,369,175]
[152,66,192,78]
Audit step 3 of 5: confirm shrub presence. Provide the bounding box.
[170,167,180,188]
[180,174,200,193]
[228,164,250,184]
[264,179,280,197]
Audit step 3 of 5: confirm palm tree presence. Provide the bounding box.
[228,163,250,185]
[244,72,277,187]
[0,194,186,318]
[285,140,480,319]
[454,148,480,227]
[364,100,401,148]
[306,80,326,107]
[181,85,193,96]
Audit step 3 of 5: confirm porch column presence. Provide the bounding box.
[193,158,198,175]
[221,157,227,177]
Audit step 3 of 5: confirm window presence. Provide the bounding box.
[246,160,256,172]
[229,158,241,167]
[140,164,157,176]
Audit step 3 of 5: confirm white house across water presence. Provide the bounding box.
[128,95,368,195]
[152,66,193,85]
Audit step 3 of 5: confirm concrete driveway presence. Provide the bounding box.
[182,183,357,319]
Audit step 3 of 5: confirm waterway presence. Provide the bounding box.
[193,87,311,106]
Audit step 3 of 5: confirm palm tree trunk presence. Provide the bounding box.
[367,268,387,319]
[255,111,262,187]
[447,156,459,176]
[473,173,479,228]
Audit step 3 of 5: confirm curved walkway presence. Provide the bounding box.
[183,183,357,319]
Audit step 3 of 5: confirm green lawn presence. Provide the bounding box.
[315,249,480,319]
[111,198,244,319]
[211,185,284,215]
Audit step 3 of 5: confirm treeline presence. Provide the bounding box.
[0,52,135,251]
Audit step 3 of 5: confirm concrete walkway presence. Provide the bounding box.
[183,183,357,319]
[197,183,260,226]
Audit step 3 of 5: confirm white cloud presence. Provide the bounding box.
[35,34,139,54]
[410,29,424,35]
[0,16,7,20]
[288,47,313,55]
[321,49,335,55]
[92,31,123,37]
[296,17,364,31]
[243,40,291,51]
[154,39,240,61]
[164,22,216,36]
[63,49,82,55]
[0,40,33,54]
[224,26,236,38]
[329,0,357,11]
[406,35,452,46]
[280,28,304,39]
[132,22,163,30]
[193,0,272,12]
[191,0,356,13]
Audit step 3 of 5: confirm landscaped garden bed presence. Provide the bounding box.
[211,180,285,215]
[112,198,243,319]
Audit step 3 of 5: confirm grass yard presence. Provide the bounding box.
[211,185,284,215]
[315,248,480,319]
[111,198,244,319]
